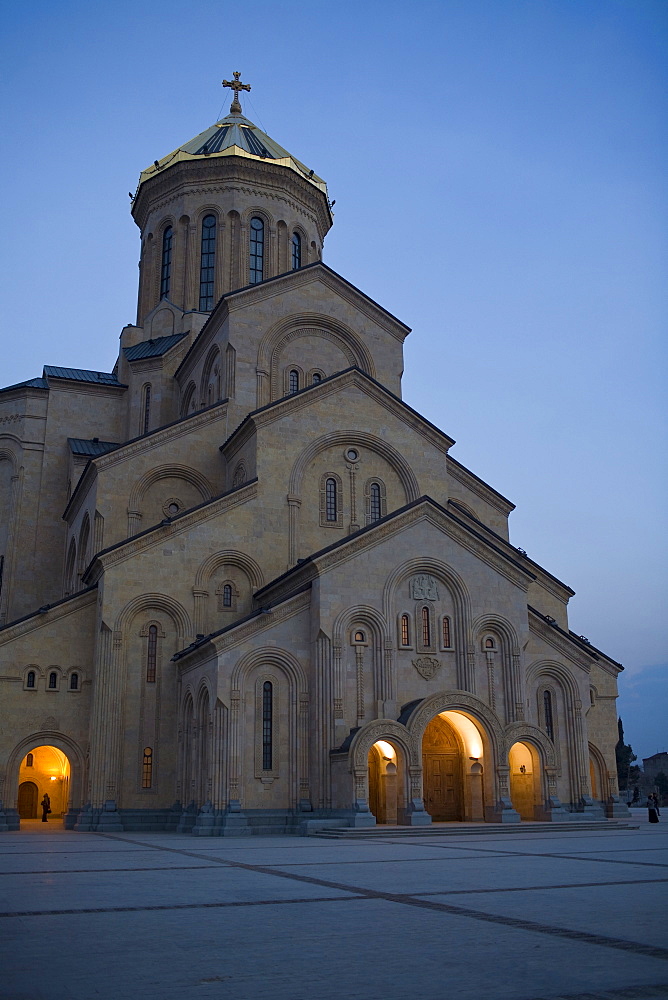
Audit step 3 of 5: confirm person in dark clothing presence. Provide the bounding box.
[41,793,51,822]
[647,794,660,823]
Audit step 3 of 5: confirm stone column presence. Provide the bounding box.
[192,589,209,636]
[88,623,123,830]
[287,494,301,568]
[355,647,365,727]
[468,761,485,821]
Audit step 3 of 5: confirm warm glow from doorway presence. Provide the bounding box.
[374,741,396,761]
[440,712,483,759]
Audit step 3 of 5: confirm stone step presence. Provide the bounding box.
[311,820,639,838]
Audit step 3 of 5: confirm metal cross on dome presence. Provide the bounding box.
[222,71,251,115]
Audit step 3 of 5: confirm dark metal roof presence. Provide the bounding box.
[44,366,122,386]
[123,333,187,361]
[0,376,48,393]
[68,438,119,457]
[182,114,290,161]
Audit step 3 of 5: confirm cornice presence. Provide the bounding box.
[94,401,228,473]
[46,381,127,398]
[224,264,410,342]
[133,158,330,235]
[212,590,311,656]
[223,368,454,459]
[0,588,97,646]
[65,400,228,524]
[89,481,258,579]
[446,500,575,604]
[528,608,595,672]
[258,497,535,608]
[447,456,515,515]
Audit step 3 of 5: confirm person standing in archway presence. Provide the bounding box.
[41,793,51,823]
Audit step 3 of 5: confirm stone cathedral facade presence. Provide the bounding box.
[0,80,628,834]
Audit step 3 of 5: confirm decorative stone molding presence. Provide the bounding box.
[412,656,441,681]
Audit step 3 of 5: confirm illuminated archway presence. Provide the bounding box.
[367,740,405,825]
[422,711,486,822]
[508,741,541,820]
[17,746,71,823]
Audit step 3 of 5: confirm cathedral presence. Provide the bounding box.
[0,77,628,834]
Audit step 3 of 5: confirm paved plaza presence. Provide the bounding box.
[1,815,667,1000]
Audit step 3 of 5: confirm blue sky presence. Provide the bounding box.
[1,0,666,760]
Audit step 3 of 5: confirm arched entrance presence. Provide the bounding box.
[17,746,71,823]
[421,710,487,821]
[509,741,541,820]
[368,740,405,825]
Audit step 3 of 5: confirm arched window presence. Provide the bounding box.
[142,747,153,789]
[289,369,299,394]
[232,463,246,488]
[160,226,172,298]
[249,217,264,284]
[262,681,273,770]
[400,614,410,646]
[199,215,217,310]
[485,637,495,649]
[222,584,233,608]
[146,625,157,683]
[26,670,36,689]
[364,479,386,524]
[369,483,382,523]
[353,630,366,643]
[291,231,301,270]
[442,616,451,648]
[326,478,337,522]
[543,690,554,741]
[26,753,34,767]
[70,672,79,691]
[312,372,322,384]
[421,607,431,647]
[142,384,151,435]
[48,671,57,689]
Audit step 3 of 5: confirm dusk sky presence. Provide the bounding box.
[1,1,666,763]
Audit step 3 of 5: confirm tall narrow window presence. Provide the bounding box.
[49,671,57,689]
[421,606,431,647]
[442,616,451,648]
[70,672,79,691]
[26,753,34,767]
[326,478,338,522]
[289,369,299,394]
[543,690,554,741]
[291,231,301,270]
[146,625,157,683]
[369,483,382,523]
[26,671,36,689]
[199,215,217,310]
[142,384,151,435]
[222,584,233,608]
[249,217,264,284]
[142,747,153,788]
[401,614,410,646]
[160,226,172,298]
[262,681,273,770]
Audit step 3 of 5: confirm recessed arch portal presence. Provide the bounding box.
[7,734,84,828]
[508,741,541,821]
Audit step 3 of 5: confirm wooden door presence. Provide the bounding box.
[423,753,461,821]
[510,772,535,820]
[18,781,38,819]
